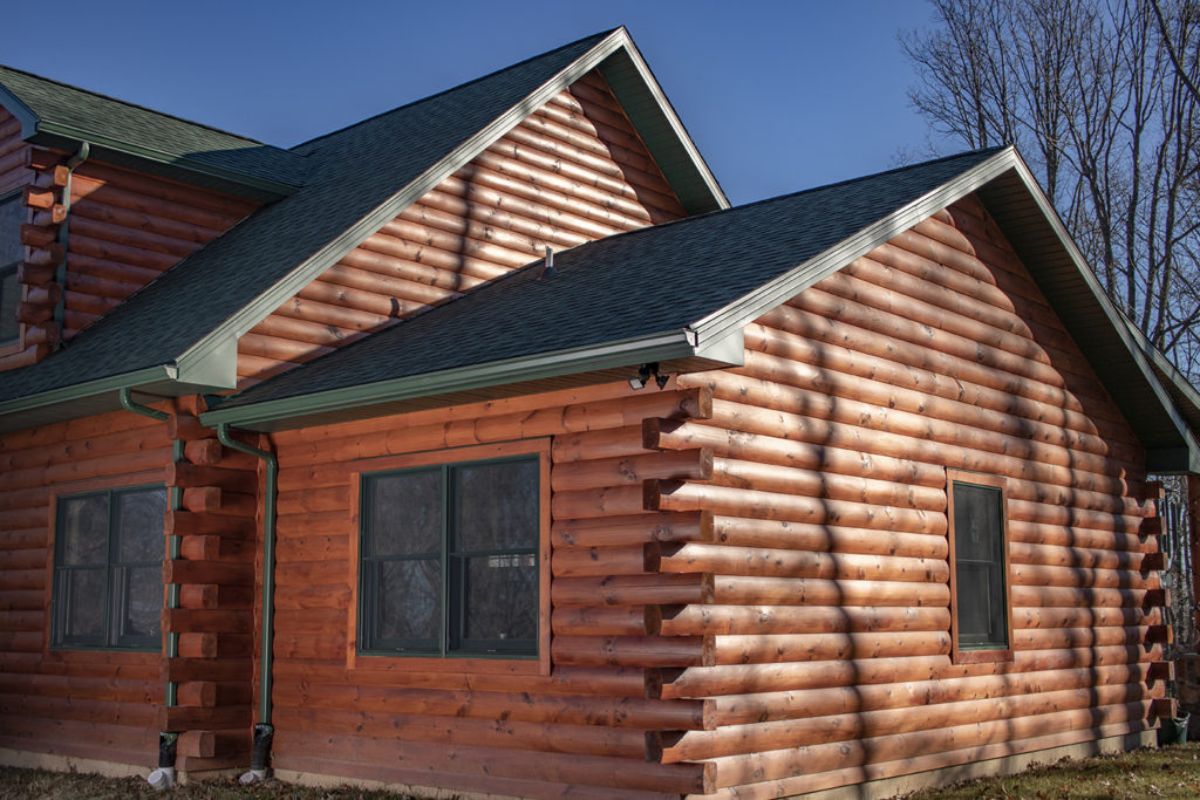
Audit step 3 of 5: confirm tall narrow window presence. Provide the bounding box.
[52,486,165,650]
[359,454,540,658]
[947,472,1011,662]
[0,192,23,346]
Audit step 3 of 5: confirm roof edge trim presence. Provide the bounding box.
[689,147,1019,347]
[200,329,703,430]
[0,83,38,139]
[0,364,176,418]
[175,28,634,376]
[602,30,728,212]
[30,123,301,199]
[1001,154,1200,471]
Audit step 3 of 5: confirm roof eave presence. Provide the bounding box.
[200,327,743,432]
[28,123,301,201]
[0,365,178,433]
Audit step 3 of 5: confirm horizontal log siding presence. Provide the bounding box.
[267,381,714,798]
[659,194,1165,796]
[0,107,34,370]
[61,162,255,339]
[238,69,686,384]
[0,410,171,767]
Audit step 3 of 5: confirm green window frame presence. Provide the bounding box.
[51,485,166,651]
[0,191,23,346]
[358,453,541,659]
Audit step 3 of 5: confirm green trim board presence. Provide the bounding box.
[201,329,714,430]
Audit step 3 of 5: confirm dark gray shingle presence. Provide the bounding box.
[0,64,306,188]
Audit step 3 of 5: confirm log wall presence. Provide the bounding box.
[239,69,686,385]
[0,117,255,369]
[265,382,716,799]
[0,409,170,766]
[0,404,259,772]
[0,106,32,370]
[56,161,255,341]
[648,194,1168,797]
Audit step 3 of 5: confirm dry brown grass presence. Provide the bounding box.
[905,743,1200,799]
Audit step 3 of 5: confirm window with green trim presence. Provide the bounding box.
[358,454,540,657]
[0,192,22,346]
[52,486,166,650]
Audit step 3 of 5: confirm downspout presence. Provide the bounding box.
[117,388,181,790]
[216,423,277,784]
[51,142,90,348]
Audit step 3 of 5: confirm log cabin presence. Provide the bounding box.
[0,25,1198,800]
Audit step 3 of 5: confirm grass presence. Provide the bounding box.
[0,745,1198,799]
[905,743,1200,799]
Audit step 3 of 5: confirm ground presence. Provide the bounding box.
[1,746,1199,799]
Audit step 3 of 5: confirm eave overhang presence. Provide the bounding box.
[199,328,744,432]
[0,84,301,202]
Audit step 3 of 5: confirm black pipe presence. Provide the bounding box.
[250,723,274,773]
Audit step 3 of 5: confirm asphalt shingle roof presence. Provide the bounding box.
[0,64,307,188]
[0,30,613,404]
[219,148,1002,409]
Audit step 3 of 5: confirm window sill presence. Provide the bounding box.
[347,652,543,675]
[43,648,161,666]
[952,648,1014,665]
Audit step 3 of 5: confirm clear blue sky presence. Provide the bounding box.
[2,0,948,205]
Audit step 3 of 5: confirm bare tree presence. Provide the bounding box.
[903,0,1200,376]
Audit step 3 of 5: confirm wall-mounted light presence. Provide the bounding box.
[629,362,669,391]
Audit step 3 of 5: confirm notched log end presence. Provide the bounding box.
[680,387,714,421]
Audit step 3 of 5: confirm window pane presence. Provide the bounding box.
[954,484,1003,561]
[461,553,537,646]
[376,559,441,647]
[60,494,110,566]
[454,459,538,552]
[0,266,17,344]
[368,470,442,557]
[64,568,106,639]
[116,489,166,563]
[119,566,162,640]
[0,195,22,264]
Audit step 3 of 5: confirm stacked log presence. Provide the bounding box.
[238,69,687,385]
[628,192,1168,795]
[162,411,258,772]
[266,382,716,797]
[0,410,171,765]
[0,109,253,372]
[60,163,253,341]
[0,109,41,369]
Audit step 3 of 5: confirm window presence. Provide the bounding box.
[0,192,22,346]
[52,486,165,650]
[358,454,541,658]
[947,471,1012,662]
